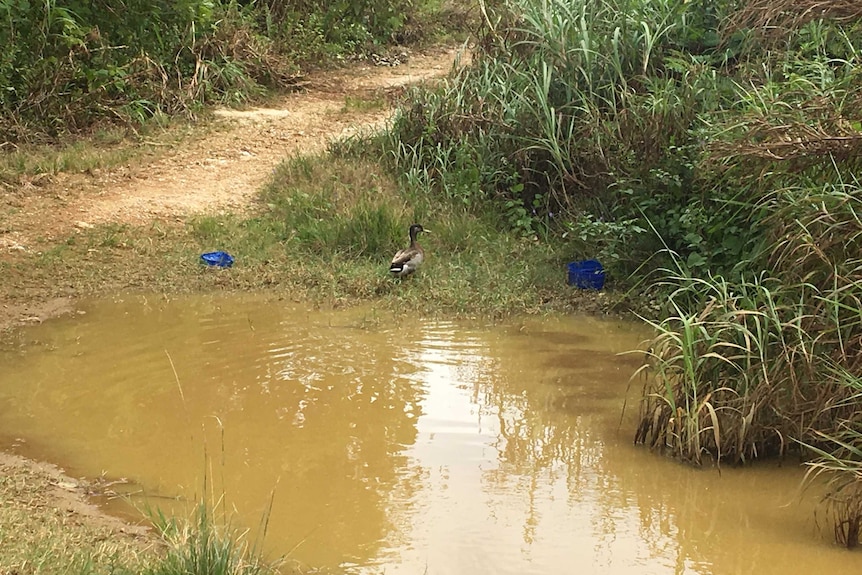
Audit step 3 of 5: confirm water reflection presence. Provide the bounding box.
[0,295,853,574]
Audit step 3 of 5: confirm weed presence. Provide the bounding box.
[145,502,279,575]
[340,95,387,114]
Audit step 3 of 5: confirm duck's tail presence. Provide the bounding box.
[390,263,412,277]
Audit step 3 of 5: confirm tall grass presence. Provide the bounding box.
[372,0,862,280]
[372,0,755,279]
[631,177,862,545]
[146,502,279,575]
[634,274,788,465]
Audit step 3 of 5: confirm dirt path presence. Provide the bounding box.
[2,47,465,250]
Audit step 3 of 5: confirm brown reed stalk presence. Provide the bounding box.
[725,0,862,37]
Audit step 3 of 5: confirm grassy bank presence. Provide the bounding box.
[1,152,615,330]
[0,451,285,575]
[0,453,148,574]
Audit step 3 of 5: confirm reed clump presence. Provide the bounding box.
[633,178,862,545]
[360,0,862,546]
[145,502,280,575]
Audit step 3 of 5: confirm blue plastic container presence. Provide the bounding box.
[200,251,234,268]
[567,259,605,290]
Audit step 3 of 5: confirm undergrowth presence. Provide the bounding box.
[0,0,470,143]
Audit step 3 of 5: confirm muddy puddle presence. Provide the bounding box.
[0,294,855,573]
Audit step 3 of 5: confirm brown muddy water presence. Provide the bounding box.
[0,294,856,574]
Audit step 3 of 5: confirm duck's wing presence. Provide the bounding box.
[390,246,425,273]
[390,247,415,266]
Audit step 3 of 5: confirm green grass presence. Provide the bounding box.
[182,153,594,317]
[145,502,280,575]
[0,118,190,185]
[339,94,387,114]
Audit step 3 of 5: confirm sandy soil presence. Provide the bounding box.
[0,45,465,552]
[0,450,150,536]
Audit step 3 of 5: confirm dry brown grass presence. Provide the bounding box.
[831,489,862,548]
[708,124,862,164]
[705,87,862,170]
[725,0,862,36]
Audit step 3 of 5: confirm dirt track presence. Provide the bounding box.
[1,47,465,250]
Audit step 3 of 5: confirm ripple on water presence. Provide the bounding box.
[0,294,852,575]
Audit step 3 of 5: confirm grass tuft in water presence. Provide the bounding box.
[633,273,792,466]
[632,178,862,543]
[145,501,279,575]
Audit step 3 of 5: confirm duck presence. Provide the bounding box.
[389,224,430,278]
